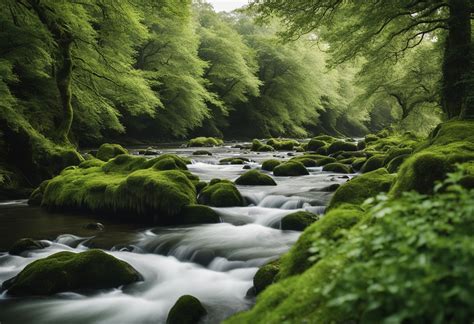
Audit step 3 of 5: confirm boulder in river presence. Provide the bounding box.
[273,161,309,176]
[261,159,281,171]
[322,163,352,174]
[187,137,223,147]
[235,170,276,186]
[198,179,244,207]
[178,205,220,224]
[253,259,280,294]
[192,150,212,156]
[96,143,128,161]
[9,238,49,256]
[2,249,141,296]
[281,211,319,231]
[167,295,207,324]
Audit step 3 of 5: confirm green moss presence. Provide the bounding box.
[266,138,300,150]
[306,139,326,151]
[167,295,207,324]
[28,180,49,206]
[327,141,358,154]
[328,169,396,210]
[219,157,249,165]
[96,143,128,161]
[351,157,367,172]
[188,137,223,147]
[322,163,351,174]
[253,259,280,294]
[192,150,212,156]
[281,211,319,231]
[315,156,336,166]
[315,146,328,155]
[178,205,220,224]
[198,179,244,207]
[261,159,281,171]
[337,157,356,164]
[312,135,337,143]
[79,158,105,169]
[360,154,386,173]
[3,250,140,296]
[273,161,309,176]
[386,154,410,173]
[364,134,379,143]
[36,155,197,224]
[391,121,474,196]
[383,147,413,165]
[277,204,364,279]
[195,181,208,194]
[357,140,366,150]
[289,157,318,167]
[9,238,48,256]
[257,144,274,152]
[235,170,276,186]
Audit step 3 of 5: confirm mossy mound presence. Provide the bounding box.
[364,134,379,143]
[253,259,280,295]
[337,157,356,164]
[219,157,249,165]
[312,135,337,143]
[192,150,212,156]
[2,250,140,296]
[251,139,274,152]
[281,211,319,231]
[384,147,413,165]
[96,143,128,162]
[178,205,220,224]
[360,154,386,173]
[351,157,367,172]
[195,181,208,194]
[328,169,396,210]
[277,204,364,279]
[322,163,351,174]
[267,138,300,150]
[167,295,207,324]
[386,154,410,173]
[9,238,49,256]
[327,141,358,154]
[273,161,309,176]
[188,137,223,147]
[306,139,326,151]
[235,170,276,186]
[261,159,281,171]
[289,157,317,167]
[33,155,197,224]
[198,179,244,207]
[315,156,336,166]
[391,121,474,196]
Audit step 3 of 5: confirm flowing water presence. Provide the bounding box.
[0,143,352,323]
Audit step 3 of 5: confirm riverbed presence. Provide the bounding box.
[0,143,352,323]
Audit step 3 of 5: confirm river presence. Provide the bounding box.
[0,143,351,323]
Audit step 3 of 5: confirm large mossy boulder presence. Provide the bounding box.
[290,156,318,167]
[281,211,319,231]
[33,155,197,225]
[328,168,396,210]
[273,161,309,176]
[2,250,140,296]
[322,163,352,174]
[219,157,249,165]
[235,170,277,186]
[9,238,49,256]
[167,295,207,324]
[306,139,327,151]
[251,139,274,152]
[198,179,244,207]
[327,141,358,154]
[360,155,386,173]
[178,205,220,224]
[277,204,364,279]
[188,137,223,147]
[96,143,128,162]
[266,138,300,150]
[253,259,280,294]
[315,157,337,166]
[261,159,281,171]
[391,121,474,196]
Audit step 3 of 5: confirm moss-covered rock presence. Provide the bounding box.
[281,211,319,231]
[315,157,337,166]
[253,259,280,294]
[290,157,318,167]
[306,139,326,151]
[219,157,249,165]
[391,121,474,196]
[198,179,244,207]
[267,138,300,150]
[2,250,140,296]
[327,141,358,154]
[328,168,396,210]
[9,238,49,256]
[312,135,337,143]
[364,134,379,143]
[386,154,410,173]
[195,181,208,194]
[188,137,223,147]
[33,155,197,224]
[315,146,328,155]
[351,157,367,172]
[277,204,364,279]
[322,163,351,174]
[360,155,386,173]
[167,295,207,324]
[235,170,276,186]
[192,150,212,156]
[261,159,281,171]
[96,143,128,162]
[357,140,366,150]
[273,161,309,176]
[383,147,413,165]
[178,205,220,224]
[337,157,356,164]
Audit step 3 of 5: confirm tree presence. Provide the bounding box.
[252,0,474,119]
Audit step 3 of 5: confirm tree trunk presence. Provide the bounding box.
[28,0,74,141]
[442,0,472,119]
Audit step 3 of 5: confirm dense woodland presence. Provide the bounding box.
[0,0,473,323]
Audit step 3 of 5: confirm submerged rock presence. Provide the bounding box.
[2,250,141,296]
[253,259,280,294]
[235,170,277,186]
[281,211,319,231]
[167,295,207,324]
[9,238,49,256]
